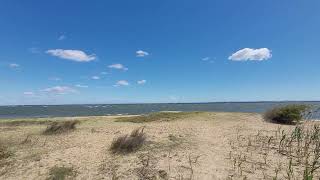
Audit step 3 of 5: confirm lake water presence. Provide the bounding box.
[0,102,320,119]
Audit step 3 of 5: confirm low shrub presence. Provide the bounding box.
[110,127,146,153]
[43,120,79,135]
[263,104,309,124]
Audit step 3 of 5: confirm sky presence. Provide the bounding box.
[0,0,320,105]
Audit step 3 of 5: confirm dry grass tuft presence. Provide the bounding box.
[43,120,79,135]
[110,127,146,153]
[115,112,203,123]
[46,166,76,180]
[0,145,11,161]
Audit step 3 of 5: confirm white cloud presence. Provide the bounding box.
[9,63,20,68]
[202,57,210,61]
[75,84,88,88]
[137,80,146,85]
[58,35,66,41]
[91,76,100,80]
[46,49,96,62]
[42,86,77,94]
[114,80,129,87]
[108,63,128,71]
[136,50,149,57]
[229,48,272,61]
[23,91,34,96]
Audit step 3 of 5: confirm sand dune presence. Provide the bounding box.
[0,112,319,179]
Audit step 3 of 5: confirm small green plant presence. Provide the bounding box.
[264,104,309,125]
[110,127,146,153]
[47,166,76,180]
[43,120,79,135]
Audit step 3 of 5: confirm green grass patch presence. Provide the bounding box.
[115,111,203,123]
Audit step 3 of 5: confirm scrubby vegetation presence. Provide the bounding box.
[0,144,11,161]
[47,166,76,180]
[110,127,146,153]
[43,120,79,135]
[264,104,309,124]
[228,124,320,179]
[115,111,203,123]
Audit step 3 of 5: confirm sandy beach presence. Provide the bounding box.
[0,112,319,179]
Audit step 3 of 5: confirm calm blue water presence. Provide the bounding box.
[0,102,320,119]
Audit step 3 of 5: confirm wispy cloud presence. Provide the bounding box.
[75,84,88,88]
[41,86,77,94]
[58,34,66,41]
[91,76,100,80]
[108,63,128,71]
[137,80,146,85]
[114,80,129,87]
[49,77,61,81]
[229,48,272,61]
[46,49,96,62]
[136,50,149,57]
[29,47,40,54]
[202,57,210,61]
[9,63,20,68]
[100,72,110,75]
[23,91,34,96]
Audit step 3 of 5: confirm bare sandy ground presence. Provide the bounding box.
[0,112,319,180]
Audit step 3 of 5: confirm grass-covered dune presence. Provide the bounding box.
[0,111,319,179]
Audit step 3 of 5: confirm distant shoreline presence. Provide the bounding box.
[1,101,319,120]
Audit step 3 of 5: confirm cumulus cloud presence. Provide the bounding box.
[136,50,149,57]
[46,49,96,62]
[23,92,34,96]
[9,63,20,68]
[75,84,88,88]
[229,48,272,61]
[114,80,129,87]
[58,35,66,41]
[42,86,77,94]
[108,64,128,71]
[91,76,100,80]
[137,80,146,85]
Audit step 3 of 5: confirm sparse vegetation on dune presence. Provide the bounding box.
[47,166,76,180]
[0,119,53,126]
[264,104,310,125]
[43,120,79,135]
[110,127,146,153]
[0,143,11,161]
[115,111,203,123]
[228,123,320,179]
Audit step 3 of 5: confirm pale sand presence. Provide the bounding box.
[0,112,319,179]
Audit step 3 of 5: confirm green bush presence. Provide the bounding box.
[263,104,309,125]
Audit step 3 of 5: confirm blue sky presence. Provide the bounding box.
[1,0,320,105]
